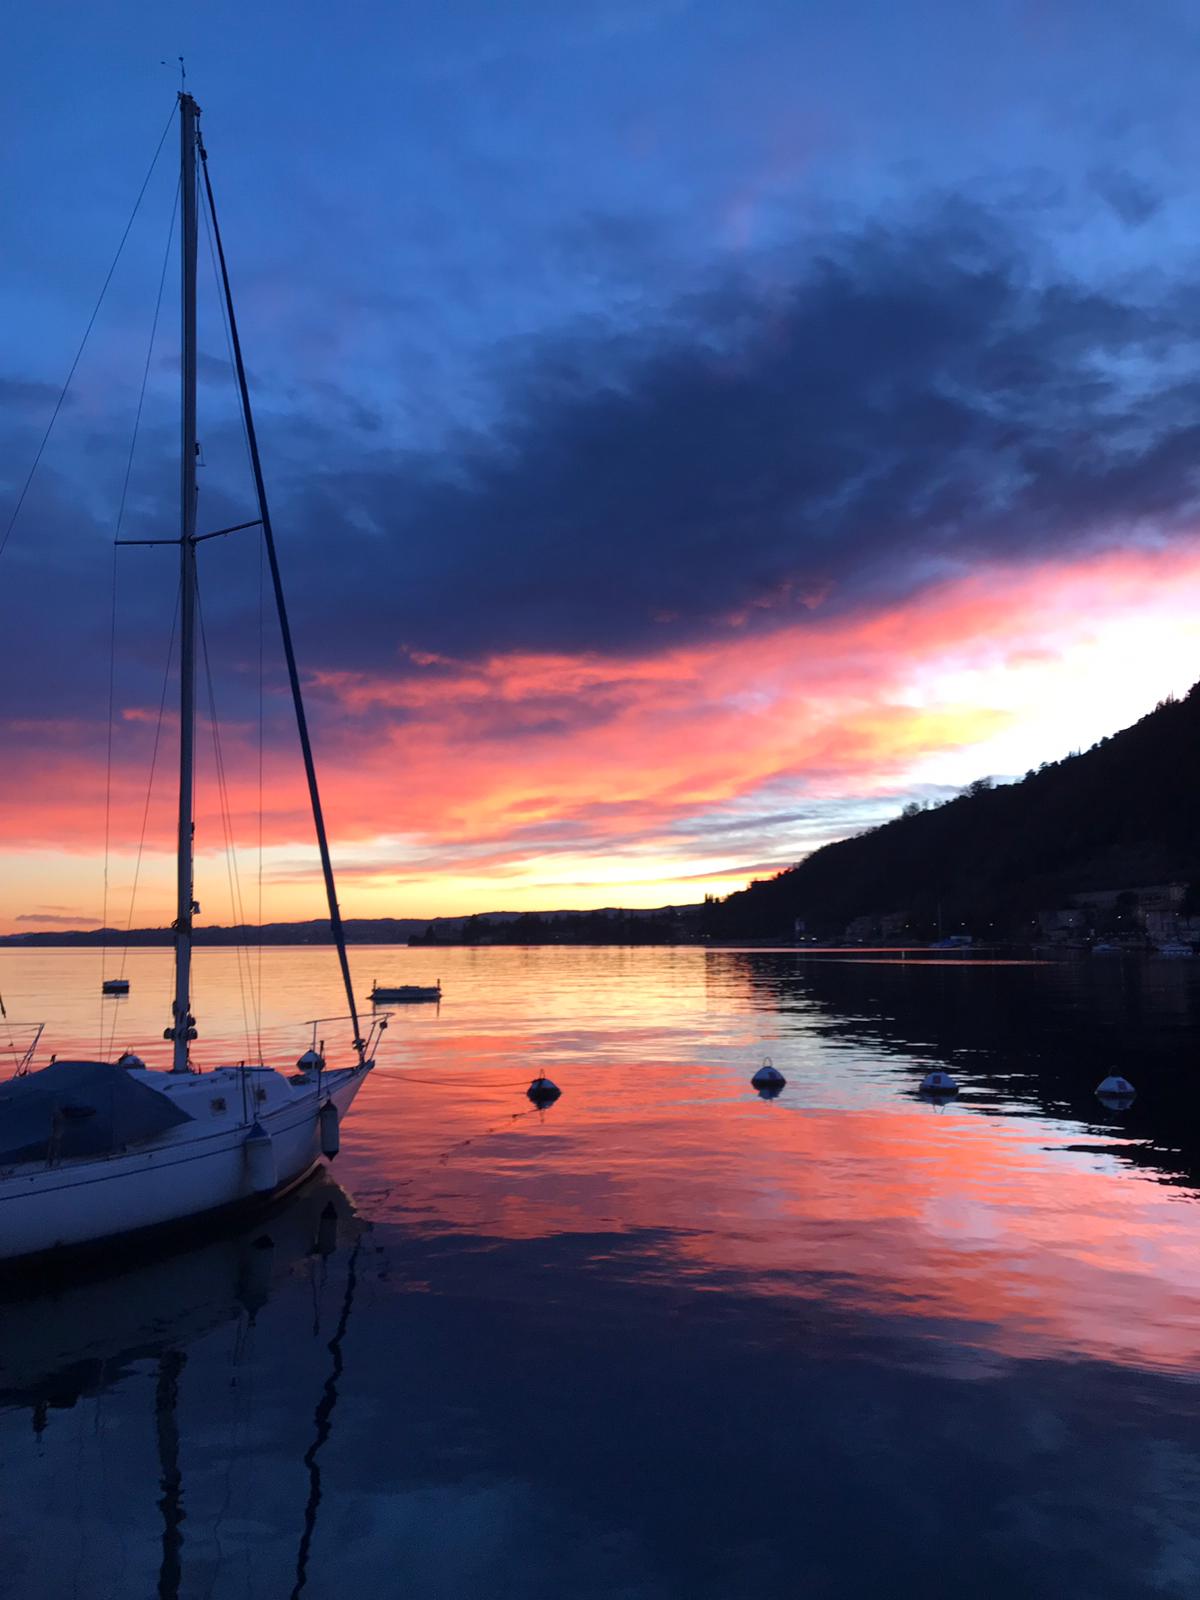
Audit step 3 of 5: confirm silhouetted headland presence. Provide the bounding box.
[706,683,1200,945]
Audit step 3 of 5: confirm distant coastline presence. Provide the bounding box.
[0,906,704,949]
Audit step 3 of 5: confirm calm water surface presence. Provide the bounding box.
[2,945,1200,1598]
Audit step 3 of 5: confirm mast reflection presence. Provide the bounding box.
[0,1172,365,1600]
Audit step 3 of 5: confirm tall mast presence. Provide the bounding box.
[169,92,199,1072]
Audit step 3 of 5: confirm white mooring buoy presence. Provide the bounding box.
[297,1048,324,1073]
[1096,1073,1136,1107]
[527,1074,561,1105]
[751,1056,786,1095]
[919,1068,959,1097]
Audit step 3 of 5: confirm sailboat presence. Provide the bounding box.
[0,93,384,1265]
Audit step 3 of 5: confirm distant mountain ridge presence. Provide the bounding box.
[705,683,1200,940]
[0,905,701,947]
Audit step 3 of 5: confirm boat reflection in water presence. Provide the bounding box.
[0,1172,365,1600]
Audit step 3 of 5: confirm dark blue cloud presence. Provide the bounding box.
[6,193,1200,744]
[258,199,1200,676]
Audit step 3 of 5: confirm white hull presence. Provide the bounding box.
[0,1062,370,1263]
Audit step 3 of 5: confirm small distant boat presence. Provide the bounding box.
[1153,942,1193,959]
[369,981,441,1005]
[1091,942,1121,954]
[101,978,130,996]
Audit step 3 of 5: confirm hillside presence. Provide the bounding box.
[706,683,1200,940]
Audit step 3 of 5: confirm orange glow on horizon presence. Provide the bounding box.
[3,540,1200,931]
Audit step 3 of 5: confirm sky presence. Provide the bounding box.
[3,0,1200,933]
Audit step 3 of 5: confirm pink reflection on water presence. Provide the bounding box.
[5,944,1200,1379]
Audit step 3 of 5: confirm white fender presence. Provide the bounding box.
[243,1120,277,1192]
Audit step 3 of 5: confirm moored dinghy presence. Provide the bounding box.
[370,981,442,1004]
[0,92,383,1265]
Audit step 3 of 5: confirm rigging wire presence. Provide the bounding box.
[196,591,256,1058]
[105,584,181,1059]
[100,173,182,1046]
[200,164,267,1063]
[199,195,256,481]
[0,102,177,564]
[201,145,366,1063]
[196,577,259,1062]
[113,171,183,542]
